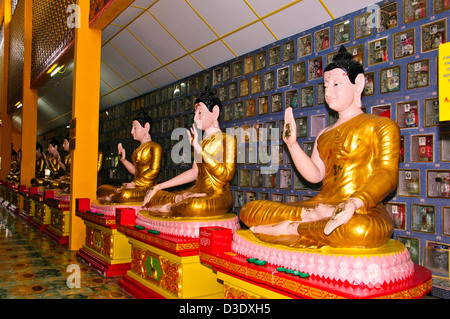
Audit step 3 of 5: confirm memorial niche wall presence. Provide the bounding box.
[97,0,450,275]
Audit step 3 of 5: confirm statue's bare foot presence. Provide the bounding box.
[147,204,172,217]
[250,220,301,236]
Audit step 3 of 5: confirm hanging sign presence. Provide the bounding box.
[439,42,450,121]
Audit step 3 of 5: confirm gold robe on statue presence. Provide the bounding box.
[43,155,61,189]
[146,132,236,218]
[58,154,72,192]
[30,157,45,186]
[240,113,399,248]
[97,141,162,203]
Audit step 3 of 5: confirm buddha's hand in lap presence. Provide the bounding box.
[175,192,207,203]
[324,201,357,236]
[142,185,160,208]
[122,181,136,189]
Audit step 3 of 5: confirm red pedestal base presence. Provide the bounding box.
[76,248,131,277]
[118,275,165,299]
[43,228,69,245]
[29,218,48,232]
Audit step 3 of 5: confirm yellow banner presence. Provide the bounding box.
[439,42,450,121]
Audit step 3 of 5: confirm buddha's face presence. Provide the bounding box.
[194,102,215,131]
[324,68,356,113]
[62,139,69,151]
[48,144,57,155]
[130,120,147,141]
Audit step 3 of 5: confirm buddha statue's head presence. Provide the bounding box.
[48,138,60,155]
[194,88,222,131]
[323,45,365,111]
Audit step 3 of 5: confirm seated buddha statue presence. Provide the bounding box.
[240,46,400,249]
[58,137,71,193]
[5,150,20,184]
[42,138,62,189]
[141,88,237,218]
[31,142,45,186]
[96,111,162,203]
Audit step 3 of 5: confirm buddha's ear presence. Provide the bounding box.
[354,73,365,95]
[144,122,151,133]
[212,105,220,120]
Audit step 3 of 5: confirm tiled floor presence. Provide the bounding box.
[0,205,133,299]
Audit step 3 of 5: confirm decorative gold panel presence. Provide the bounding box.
[31,0,76,86]
[7,0,24,113]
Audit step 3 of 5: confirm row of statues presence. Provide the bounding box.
[25,46,400,250]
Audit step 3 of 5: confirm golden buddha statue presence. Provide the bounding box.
[96,111,162,203]
[240,46,399,249]
[58,137,71,193]
[42,138,62,189]
[31,142,45,186]
[142,88,237,218]
[5,149,20,183]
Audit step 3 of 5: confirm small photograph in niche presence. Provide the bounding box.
[422,19,446,52]
[297,34,312,58]
[252,123,263,142]
[223,104,233,122]
[397,100,418,128]
[195,75,203,91]
[244,55,254,75]
[246,99,256,117]
[333,19,350,46]
[271,93,282,113]
[434,0,450,13]
[364,72,375,96]
[234,101,244,120]
[228,82,237,100]
[246,191,256,204]
[407,59,429,90]
[277,66,290,88]
[187,78,195,93]
[424,97,440,127]
[380,66,400,94]
[388,203,406,230]
[265,121,277,141]
[239,169,250,187]
[354,12,372,39]
[378,2,398,32]
[263,71,275,91]
[256,51,266,71]
[314,28,330,52]
[368,38,388,65]
[240,79,249,97]
[295,117,308,138]
[233,60,242,78]
[286,194,299,203]
[302,141,314,157]
[218,86,227,102]
[283,40,295,62]
[222,65,231,82]
[397,236,420,264]
[269,46,281,66]
[412,204,435,234]
[280,169,292,189]
[423,243,450,278]
[252,169,263,188]
[213,68,221,85]
[292,62,306,85]
[272,193,283,203]
[301,86,314,108]
[403,0,426,24]
[308,56,323,81]
[204,74,211,89]
[394,29,415,59]
[258,96,269,115]
[294,170,308,190]
[258,192,269,200]
[286,89,298,109]
[251,75,261,95]
[444,206,450,236]
[317,82,325,104]
[234,190,244,208]
[265,171,277,188]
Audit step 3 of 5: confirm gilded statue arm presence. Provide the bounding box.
[201,134,236,181]
[349,118,400,210]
